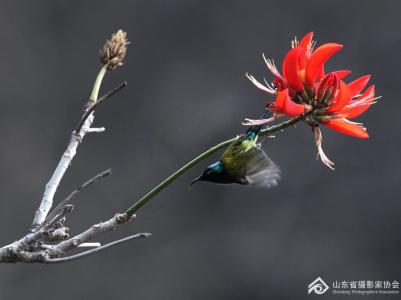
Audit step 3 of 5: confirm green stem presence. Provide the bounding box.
[126,114,305,216]
[90,65,108,102]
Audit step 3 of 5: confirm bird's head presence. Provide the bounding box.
[191,161,226,185]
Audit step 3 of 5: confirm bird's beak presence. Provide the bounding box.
[190,176,202,186]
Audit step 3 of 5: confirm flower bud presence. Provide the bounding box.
[99,30,129,71]
[317,72,338,102]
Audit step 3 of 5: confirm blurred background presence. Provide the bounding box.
[0,0,400,299]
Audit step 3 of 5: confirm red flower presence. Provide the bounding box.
[245,32,378,169]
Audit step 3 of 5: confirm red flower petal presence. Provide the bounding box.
[275,89,287,111]
[282,47,305,92]
[317,65,325,81]
[333,70,351,80]
[324,119,369,138]
[356,84,375,102]
[326,80,351,112]
[341,85,375,119]
[298,32,314,68]
[305,43,343,86]
[284,96,305,117]
[299,32,314,50]
[347,75,371,97]
[275,89,304,117]
[299,52,307,69]
[317,72,338,101]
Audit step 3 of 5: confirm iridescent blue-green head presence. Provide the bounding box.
[191,161,232,185]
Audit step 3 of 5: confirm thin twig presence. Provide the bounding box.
[78,242,101,248]
[45,204,74,229]
[44,233,151,264]
[75,81,127,133]
[45,169,112,223]
[87,127,106,133]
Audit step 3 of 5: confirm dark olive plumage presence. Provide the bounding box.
[192,119,281,188]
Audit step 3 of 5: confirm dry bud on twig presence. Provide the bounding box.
[99,29,129,71]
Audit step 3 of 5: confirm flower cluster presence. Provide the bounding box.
[245,32,378,169]
[99,29,129,71]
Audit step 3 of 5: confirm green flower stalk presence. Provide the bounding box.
[126,113,306,216]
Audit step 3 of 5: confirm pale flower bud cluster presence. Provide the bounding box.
[99,29,129,71]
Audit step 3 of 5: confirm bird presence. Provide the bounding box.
[191,112,281,187]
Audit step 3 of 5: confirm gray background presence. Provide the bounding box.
[0,1,400,299]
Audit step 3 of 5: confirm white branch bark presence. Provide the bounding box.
[0,80,131,264]
[0,212,149,263]
[48,213,132,256]
[87,127,105,133]
[32,113,96,228]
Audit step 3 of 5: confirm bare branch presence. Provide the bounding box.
[48,212,133,257]
[45,169,112,223]
[31,113,95,228]
[0,32,144,264]
[31,81,126,229]
[0,212,136,263]
[45,204,74,229]
[78,242,101,248]
[87,127,106,133]
[44,233,151,264]
[75,81,127,133]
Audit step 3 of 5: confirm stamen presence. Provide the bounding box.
[308,40,316,56]
[341,119,367,130]
[242,117,276,126]
[346,96,381,108]
[313,127,335,170]
[262,54,281,77]
[291,36,299,48]
[246,73,276,94]
[263,78,277,93]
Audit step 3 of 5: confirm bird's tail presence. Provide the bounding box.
[245,111,272,139]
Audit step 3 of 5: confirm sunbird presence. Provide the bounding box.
[191,113,281,187]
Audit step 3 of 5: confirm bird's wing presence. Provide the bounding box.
[244,147,281,188]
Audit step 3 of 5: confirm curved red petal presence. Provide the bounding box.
[341,104,371,119]
[274,89,304,116]
[341,85,375,119]
[282,47,305,92]
[334,70,351,80]
[299,51,307,69]
[298,32,314,68]
[356,84,375,101]
[275,89,287,111]
[324,119,369,138]
[282,90,305,117]
[317,65,325,81]
[317,72,338,101]
[305,43,343,86]
[347,75,371,97]
[299,32,314,50]
[326,80,351,112]
[284,98,305,117]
